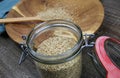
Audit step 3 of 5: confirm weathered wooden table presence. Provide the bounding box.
[0,0,120,78]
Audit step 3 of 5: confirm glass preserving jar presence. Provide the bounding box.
[21,19,84,78]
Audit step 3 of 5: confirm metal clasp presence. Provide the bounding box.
[76,34,95,56]
[19,35,29,65]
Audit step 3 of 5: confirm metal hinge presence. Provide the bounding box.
[81,34,95,49]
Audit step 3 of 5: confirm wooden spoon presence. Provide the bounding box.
[0,17,43,23]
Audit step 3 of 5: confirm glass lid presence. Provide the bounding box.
[95,36,120,78]
[105,39,120,69]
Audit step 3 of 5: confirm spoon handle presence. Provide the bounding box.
[0,17,43,23]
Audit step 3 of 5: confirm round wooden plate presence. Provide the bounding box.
[6,0,104,43]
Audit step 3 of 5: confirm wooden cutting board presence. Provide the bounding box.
[5,0,104,43]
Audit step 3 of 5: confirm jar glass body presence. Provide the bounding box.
[26,20,83,78]
[36,54,82,78]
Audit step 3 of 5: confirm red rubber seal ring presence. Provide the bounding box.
[95,36,120,78]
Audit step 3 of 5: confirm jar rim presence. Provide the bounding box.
[26,19,83,64]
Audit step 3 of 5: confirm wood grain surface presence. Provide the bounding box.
[0,0,120,78]
[5,0,104,43]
